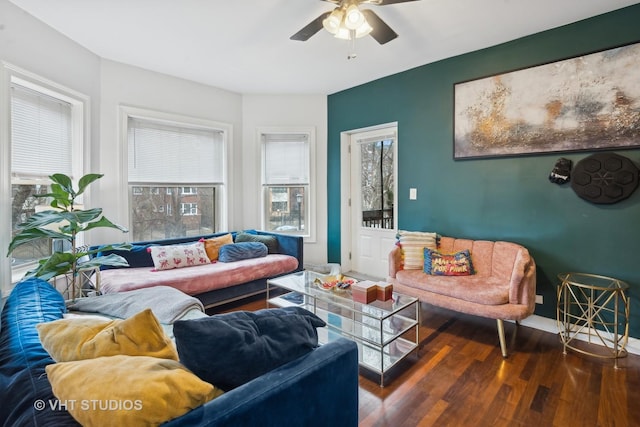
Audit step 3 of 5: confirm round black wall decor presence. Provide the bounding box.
[571,152,639,204]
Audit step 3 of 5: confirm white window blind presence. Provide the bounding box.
[128,118,224,184]
[263,134,309,184]
[11,83,73,178]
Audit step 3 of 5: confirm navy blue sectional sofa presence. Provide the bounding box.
[0,279,359,426]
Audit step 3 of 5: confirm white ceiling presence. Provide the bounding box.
[9,0,640,95]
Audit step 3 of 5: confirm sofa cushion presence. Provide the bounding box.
[492,241,529,282]
[397,230,438,270]
[0,278,78,426]
[148,241,210,270]
[396,269,509,305]
[46,355,222,427]
[436,238,531,281]
[235,231,279,254]
[204,233,233,261]
[99,254,299,295]
[218,242,268,263]
[37,308,178,362]
[173,307,326,391]
[424,248,475,276]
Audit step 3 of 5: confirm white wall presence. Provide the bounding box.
[0,0,101,293]
[242,95,328,265]
[0,0,101,175]
[0,2,101,152]
[95,59,244,243]
[0,1,330,291]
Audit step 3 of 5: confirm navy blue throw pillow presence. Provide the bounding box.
[218,241,267,262]
[96,244,155,269]
[173,307,326,391]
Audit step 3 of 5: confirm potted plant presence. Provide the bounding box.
[7,173,131,300]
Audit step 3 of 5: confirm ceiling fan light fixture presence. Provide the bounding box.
[344,4,365,30]
[355,19,373,38]
[334,26,351,40]
[334,18,372,40]
[322,8,344,34]
[291,0,406,45]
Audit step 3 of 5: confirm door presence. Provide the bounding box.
[347,126,397,279]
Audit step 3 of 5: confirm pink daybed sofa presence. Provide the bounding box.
[91,230,302,308]
[388,236,536,357]
[100,255,298,298]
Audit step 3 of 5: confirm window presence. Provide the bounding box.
[261,130,314,238]
[125,108,228,241]
[180,203,198,216]
[270,187,290,212]
[1,65,87,289]
[360,138,394,229]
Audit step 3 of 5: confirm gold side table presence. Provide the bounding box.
[557,272,629,368]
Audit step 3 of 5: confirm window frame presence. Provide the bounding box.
[1,62,90,295]
[258,127,316,242]
[119,106,231,241]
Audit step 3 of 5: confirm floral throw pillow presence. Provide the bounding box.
[148,241,210,271]
[424,248,475,276]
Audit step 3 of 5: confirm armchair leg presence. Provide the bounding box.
[496,319,521,357]
[497,319,508,358]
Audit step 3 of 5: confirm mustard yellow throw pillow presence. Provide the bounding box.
[46,355,223,427]
[204,233,233,261]
[37,309,178,362]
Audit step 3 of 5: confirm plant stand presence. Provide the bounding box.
[49,267,101,302]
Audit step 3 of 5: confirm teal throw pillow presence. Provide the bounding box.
[235,232,279,254]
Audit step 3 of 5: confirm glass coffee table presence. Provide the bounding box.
[267,270,419,386]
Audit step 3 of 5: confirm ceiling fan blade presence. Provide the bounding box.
[290,11,332,41]
[361,9,398,44]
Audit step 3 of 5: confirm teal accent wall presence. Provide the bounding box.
[328,4,640,337]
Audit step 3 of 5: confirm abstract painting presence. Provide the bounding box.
[454,42,640,159]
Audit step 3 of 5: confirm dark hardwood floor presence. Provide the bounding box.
[213,297,640,427]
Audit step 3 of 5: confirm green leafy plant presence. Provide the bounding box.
[7,173,131,297]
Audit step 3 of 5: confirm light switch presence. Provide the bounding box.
[409,188,417,200]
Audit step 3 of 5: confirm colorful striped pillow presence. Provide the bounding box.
[397,230,438,270]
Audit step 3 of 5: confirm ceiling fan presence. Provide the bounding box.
[290,0,421,46]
